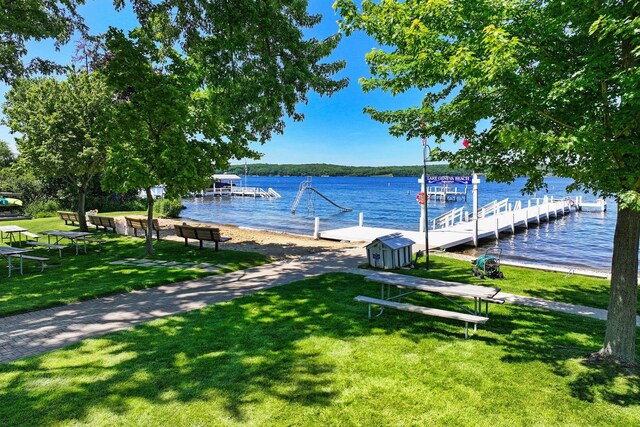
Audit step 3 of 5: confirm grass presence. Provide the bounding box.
[1,273,639,426]
[0,216,270,317]
[405,255,628,312]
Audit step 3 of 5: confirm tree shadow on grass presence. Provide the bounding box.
[1,273,639,425]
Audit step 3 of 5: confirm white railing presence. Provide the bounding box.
[431,206,466,229]
[472,198,509,219]
[267,188,282,198]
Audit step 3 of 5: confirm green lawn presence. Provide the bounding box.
[1,273,638,426]
[0,216,270,317]
[406,255,627,312]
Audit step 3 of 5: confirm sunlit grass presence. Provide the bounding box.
[0,273,638,426]
[407,254,625,312]
[0,216,270,316]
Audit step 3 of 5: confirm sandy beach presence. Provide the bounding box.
[154,217,362,260]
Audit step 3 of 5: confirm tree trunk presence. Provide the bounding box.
[597,206,640,365]
[77,182,88,232]
[145,187,155,256]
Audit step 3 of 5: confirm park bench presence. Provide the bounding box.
[125,216,162,240]
[57,211,80,226]
[88,215,117,232]
[174,223,231,251]
[354,295,489,339]
[26,242,68,257]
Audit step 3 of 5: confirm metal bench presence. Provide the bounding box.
[354,295,489,339]
[57,211,80,226]
[88,215,117,232]
[18,255,49,272]
[26,242,68,257]
[174,224,231,250]
[22,231,40,241]
[125,216,161,240]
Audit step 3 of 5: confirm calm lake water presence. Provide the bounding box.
[181,175,630,271]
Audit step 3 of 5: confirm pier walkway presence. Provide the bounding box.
[320,196,575,249]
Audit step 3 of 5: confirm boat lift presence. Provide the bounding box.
[291,177,352,214]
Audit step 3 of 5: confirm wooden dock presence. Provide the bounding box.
[319,197,574,250]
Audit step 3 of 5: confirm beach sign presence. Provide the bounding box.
[426,176,472,185]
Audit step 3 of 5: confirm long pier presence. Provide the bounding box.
[319,196,576,250]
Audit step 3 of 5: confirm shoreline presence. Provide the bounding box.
[163,217,615,279]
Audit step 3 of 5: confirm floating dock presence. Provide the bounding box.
[427,185,468,201]
[320,196,575,250]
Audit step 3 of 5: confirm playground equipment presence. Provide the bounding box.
[291,177,352,214]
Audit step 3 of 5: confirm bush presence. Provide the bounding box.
[153,198,185,218]
[24,199,62,218]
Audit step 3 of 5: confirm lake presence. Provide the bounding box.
[181,175,627,271]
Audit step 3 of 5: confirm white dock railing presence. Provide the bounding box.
[431,206,466,229]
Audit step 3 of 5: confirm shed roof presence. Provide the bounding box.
[366,233,415,250]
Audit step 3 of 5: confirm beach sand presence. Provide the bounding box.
[155,218,362,260]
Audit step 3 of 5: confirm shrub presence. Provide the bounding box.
[153,198,185,218]
[24,199,62,218]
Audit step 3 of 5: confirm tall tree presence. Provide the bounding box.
[102,1,347,255]
[0,0,86,83]
[336,0,640,364]
[0,140,14,168]
[3,69,113,231]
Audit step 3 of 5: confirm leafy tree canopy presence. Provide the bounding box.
[1,0,86,82]
[3,69,113,230]
[335,0,640,364]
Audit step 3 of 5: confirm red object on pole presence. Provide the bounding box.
[416,192,425,205]
[462,137,470,148]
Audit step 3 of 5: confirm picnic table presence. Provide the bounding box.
[0,246,32,277]
[41,230,94,255]
[0,225,27,246]
[356,271,505,338]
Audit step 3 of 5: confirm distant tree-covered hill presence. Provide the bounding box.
[225,163,471,177]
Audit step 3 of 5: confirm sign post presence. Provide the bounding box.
[472,173,480,246]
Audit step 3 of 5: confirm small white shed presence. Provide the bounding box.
[366,233,415,270]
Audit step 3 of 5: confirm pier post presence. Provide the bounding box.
[419,173,426,233]
[359,212,364,227]
[528,200,531,208]
[313,217,320,240]
[472,173,480,247]
[546,202,550,221]
[495,216,499,239]
[511,212,515,233]
[537,205,541,224]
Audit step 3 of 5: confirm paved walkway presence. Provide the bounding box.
[1,247,636,364]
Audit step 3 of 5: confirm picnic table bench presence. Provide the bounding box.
[16,255,49,273]
[26,242,68,257]
[58,211,80,226]
[125,216,162,240]
[88,215,117,232]
[174,223,231,250]
[356,271,504,338]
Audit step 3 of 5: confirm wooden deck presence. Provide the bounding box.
[320,198,573,250]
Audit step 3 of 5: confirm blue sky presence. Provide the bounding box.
[0,1,460,166]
